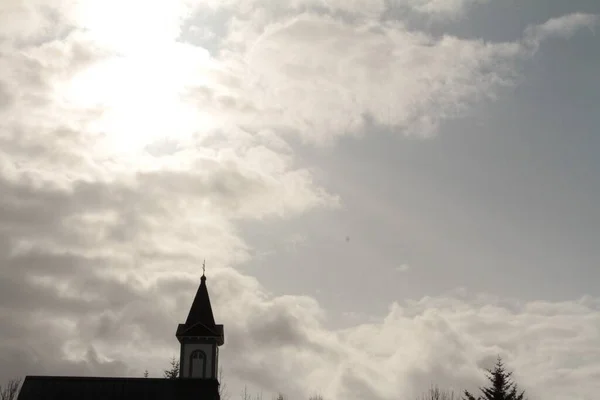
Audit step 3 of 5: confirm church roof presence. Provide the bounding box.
[176,273,224,345]
[185,275,216,327]
[17,376,220,400]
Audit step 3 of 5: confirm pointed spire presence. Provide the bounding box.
[184,262,215,327]
[176,260,224,345]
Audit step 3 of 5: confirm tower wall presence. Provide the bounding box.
[180,343,217,379]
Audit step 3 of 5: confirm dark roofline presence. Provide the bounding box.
[24,376,170,381]
[18,375,221,400]
[23,376,220,382]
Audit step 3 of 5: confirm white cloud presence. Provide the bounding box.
[233,14,522,142]
[525,13,599,45]
[0,0,66,42]
[181,0,482,24]
[396,0,489,19]
[213,10,596,144]
[203,0,387,19]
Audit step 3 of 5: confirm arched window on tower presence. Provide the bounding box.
[189,350,207,378]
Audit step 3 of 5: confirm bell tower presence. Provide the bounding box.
[176,263,224,383]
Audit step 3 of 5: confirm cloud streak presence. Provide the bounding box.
[525,12,599,46]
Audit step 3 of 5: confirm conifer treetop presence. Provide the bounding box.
[463,357,526,400]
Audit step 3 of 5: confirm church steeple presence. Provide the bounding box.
[184,271,216,327]
[176,262,224,385]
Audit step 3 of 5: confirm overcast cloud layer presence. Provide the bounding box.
[0,1,599,400]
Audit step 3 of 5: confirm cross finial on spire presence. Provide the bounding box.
[202,259,206,277]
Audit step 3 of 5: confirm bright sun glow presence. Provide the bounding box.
[62,1,219,157]
[71,0,187,51]
[63,45,217,155]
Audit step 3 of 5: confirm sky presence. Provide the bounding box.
[0,0,599,399]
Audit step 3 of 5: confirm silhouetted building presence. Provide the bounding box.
[17,271,224,400]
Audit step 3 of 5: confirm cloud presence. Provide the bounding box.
[219,286,600,400]
[524,13,599,46]
[393,0,489,19]
[229,14,522,142]
[181,0,483,25]
[0,0,64,42]
[211,9,596,144]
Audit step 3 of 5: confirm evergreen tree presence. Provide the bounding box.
[464,357,526,400]
[163,356,180,379]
